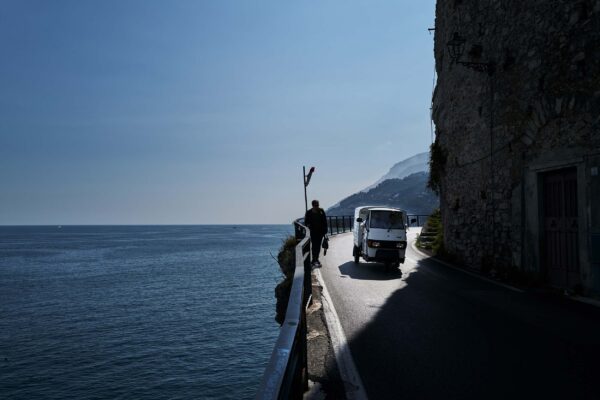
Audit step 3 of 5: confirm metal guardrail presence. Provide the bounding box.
[256,221,311,400]
[294,215,355,237]
[406,214,430,227]
[326,215,354,235]
[257,216,354,400]
[297,213,430,235]
[327,214,429,229]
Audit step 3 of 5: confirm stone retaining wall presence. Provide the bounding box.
[432,0,600,291]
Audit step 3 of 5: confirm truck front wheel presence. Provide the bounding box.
[353,246,360,264]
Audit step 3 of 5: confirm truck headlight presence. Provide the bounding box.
[367,240,381,248]
[396,241,406,249]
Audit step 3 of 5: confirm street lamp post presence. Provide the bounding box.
[303,166,308,212]
[303,166,315,212]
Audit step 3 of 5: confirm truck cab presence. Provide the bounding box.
[353,206,407,270]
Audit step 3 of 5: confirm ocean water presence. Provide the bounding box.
[0,225,292,400]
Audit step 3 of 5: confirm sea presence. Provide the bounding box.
[0,225,293,400]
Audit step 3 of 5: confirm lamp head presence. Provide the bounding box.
[447,32,466,62]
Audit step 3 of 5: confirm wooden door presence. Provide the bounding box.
[542,168,579,288]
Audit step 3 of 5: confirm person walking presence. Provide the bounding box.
[304,199,328,266]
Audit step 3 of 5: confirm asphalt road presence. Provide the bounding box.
[319,229,600,400]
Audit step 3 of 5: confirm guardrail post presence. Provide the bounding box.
[295,222,305,239]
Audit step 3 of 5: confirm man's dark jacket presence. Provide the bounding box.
[304,208,328,236]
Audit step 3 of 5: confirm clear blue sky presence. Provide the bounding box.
[0,0,436,225]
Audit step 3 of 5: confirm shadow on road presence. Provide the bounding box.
[340,256,600,400]
[338,261,402,281]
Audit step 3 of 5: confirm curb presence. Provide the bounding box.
[304,268,349,400]
[314,268,368,400]
[411,238,600,308]
[410,240,524,293]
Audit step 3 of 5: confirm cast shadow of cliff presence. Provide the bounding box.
[338,256,600,400]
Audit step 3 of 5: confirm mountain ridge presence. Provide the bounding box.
[327,152,438,217]
[360,152,429,192]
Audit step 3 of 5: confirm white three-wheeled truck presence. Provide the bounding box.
[352,206,408,271]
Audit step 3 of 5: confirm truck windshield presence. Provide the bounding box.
[369,211,404,229]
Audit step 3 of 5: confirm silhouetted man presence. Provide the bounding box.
[304,199,328,266]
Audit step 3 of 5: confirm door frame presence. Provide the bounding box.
[522,149,589,291]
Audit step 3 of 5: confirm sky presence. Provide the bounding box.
[0,0,436,225]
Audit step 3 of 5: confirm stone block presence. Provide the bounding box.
[534,102,547,126]
[572,52,586,63]
[555,98,563,115]
[527,58,542,70]
[569,10,579,25]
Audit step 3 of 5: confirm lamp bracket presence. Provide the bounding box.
[457,60,495,75]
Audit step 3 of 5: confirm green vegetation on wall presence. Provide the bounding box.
[416,209,449,258]
[427,139,447,196]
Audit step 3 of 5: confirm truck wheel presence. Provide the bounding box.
[353,246,360,264]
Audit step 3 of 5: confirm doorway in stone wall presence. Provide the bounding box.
[541,167,580,289]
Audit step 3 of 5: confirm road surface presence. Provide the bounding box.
[319,229,600,399]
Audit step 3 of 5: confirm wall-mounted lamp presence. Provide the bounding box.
[447,32,495,75]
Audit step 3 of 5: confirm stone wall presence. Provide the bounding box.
[432,0,600,286]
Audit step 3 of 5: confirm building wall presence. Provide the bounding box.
[432,0,600,292]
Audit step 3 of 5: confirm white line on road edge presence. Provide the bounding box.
[410,240,525,293]
[314,268,368,400]
[571,295,600,308]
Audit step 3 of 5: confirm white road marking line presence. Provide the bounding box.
[571,295,600,308]
[314,268,368,400]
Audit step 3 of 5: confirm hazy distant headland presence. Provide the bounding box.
[327,153,439,216]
